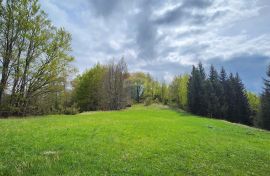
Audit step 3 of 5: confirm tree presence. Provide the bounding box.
[105,58,129,109]
[247,92,260,124]
[144,73,155,99]
[205,65,222,118]
[219,67,229,119]
[205,79,219,118]
[169,74,189,110]
[169,76,181,106]
[179,74,189,110]
[187,63,251,125]
[258,65,270,130]
[0,0,74,116]
[188,63,207,116]
[73,58,129,111]
[226,73,251,125]
[0,0,20,103]
[129,72,147,103]
[73,64,106,111]
[160,82,168,104]
[103,58,129,110]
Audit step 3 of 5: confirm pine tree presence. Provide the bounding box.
[258,65,270,130]
[188,63,207,116]
[188,66,198,114]
[197,63,208,115]
[198,62,206,80]
[234,73,251,125]
[226,73,251,124]
[205,80,218,118]
[219,67,229,119]
[226,73,238,122]
[206,65,221,118]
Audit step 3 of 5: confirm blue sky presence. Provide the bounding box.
[40,0,270,93]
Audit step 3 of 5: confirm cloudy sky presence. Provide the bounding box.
[40,0,270,93]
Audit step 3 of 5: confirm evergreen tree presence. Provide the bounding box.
[198,62,206,80]
[226,73,237,122]
[206,65,221,118]
[197,63,208,115]
[226,73,251,125]
[188,63,207,116]
[258,65,270,130]
[188,66,199,114]
[187,63,251,125]
[205,79,218,118]
[219,67,229,119]
[234,73,251,125]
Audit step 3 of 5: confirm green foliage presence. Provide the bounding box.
[188,63,251,125]
[257,64,270,130]
[73,59,129,111]
[0,105,269,175]
[74,64,106,111]
[169,74,189,110]
[169,76,181,106]
[227,73,251,125]
[0,104,21,117]
[219,67,229,119]
[188,64,208,116]
[128,72,168,105]
[144,97,152,106]
[247,92,260,124]
[206,65,222,118]
[178,74,189,109]
[160,82,169,104]
[129,72,147,103]
[247,92,260,113]
[60,104,79,115]
[0,0,74,116]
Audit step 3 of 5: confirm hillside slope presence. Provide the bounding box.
[0,105,269,176]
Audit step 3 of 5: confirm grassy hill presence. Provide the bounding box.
[0,105,269,176]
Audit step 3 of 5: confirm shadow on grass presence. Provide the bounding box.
[168,105,194,117]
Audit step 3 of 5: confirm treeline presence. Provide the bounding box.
[73,59,129,111]
[0,0,75,116]
[73,59,171,111]
[188,63,251,125]
[0,0,269,131]
[174,63,269,130]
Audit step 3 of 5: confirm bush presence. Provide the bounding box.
[144,97,152,106]
[61,104,79,115]
[154,98,160,104]
[0,105,21,117]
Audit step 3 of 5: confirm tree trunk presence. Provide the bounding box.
[0,60,10,104]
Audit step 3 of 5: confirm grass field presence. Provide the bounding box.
[0,105,269,176]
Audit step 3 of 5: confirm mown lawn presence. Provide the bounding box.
[0,105,269,176]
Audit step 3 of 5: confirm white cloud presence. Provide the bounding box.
[39,0,270,92]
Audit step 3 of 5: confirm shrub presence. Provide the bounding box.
[144,97,152,106]
[0,105,21,117]
[61,104,79,115]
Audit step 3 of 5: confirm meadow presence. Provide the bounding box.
[0,105,269,176]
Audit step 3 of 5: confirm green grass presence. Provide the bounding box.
[0,105,269,176]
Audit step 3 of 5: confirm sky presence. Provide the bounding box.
[39,0,270,93]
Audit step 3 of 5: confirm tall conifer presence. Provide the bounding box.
[258,65,270,130]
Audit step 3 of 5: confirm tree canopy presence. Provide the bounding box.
[0,0,74,116]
